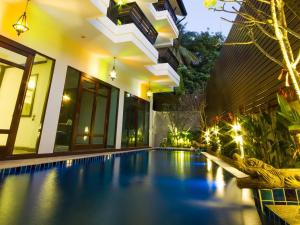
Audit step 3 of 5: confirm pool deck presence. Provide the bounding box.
[201,152,248,179]
[0,148,150,169]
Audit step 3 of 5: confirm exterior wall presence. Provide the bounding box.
[0,2,152,154]
[0,0,185,155]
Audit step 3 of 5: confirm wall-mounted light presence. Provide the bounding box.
[110,57,117,81]
[62,94,71,103]
[147,81,152,98]
[27,79,36,89]
[13,0,30,36]
[147,90,152,98]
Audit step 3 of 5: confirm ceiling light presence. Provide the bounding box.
[13,0,30,36]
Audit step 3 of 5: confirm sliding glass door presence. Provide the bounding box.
[0,36,55,157]
[0,40,34,156]
[54,67,119,151]
[121,93,150,148]
[73,77,110,149]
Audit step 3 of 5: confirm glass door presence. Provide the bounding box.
[0,41,34,156]
[92,85,110,146]
[72,77,110,150]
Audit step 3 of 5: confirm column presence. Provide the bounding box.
[115,89,125,149]
[38,61,68,154]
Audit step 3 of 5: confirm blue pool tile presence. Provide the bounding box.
[286,201,298,205]
[260,189,273,201]
[275,201,286,205]
[273,189,285,201]
[284,189,297,201]
[262,201,274,205]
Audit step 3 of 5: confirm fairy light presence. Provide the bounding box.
[231,121,245,158]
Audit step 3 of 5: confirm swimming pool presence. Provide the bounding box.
[0,150,261,225]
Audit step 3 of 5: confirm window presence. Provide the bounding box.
[121,92,150,148]
[13,54,54,155]
[54,67,119,152]
[54,67,80,152]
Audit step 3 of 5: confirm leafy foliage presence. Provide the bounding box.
[239,111,296,168]
[218,121,238,158]
[173,24,224,94]
[277,95,300,131]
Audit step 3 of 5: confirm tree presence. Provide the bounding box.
[171,23,199,66]
[204,0,300,99]
[173,24,224,93]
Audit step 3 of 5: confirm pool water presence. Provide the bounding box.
[0,150,261,225]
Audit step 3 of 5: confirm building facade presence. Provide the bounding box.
[0,0,186,158]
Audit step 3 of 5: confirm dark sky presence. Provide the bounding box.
[183,0,237,36]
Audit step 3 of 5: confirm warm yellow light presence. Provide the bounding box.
[147,90,152,98]
[204,129,211,144]
[13,12,29,36]
[212,126,219,135]
[232,122,241,132]
[179,138,184,144]
[215,167,225,198]
[66,160,73,168]
[62,94,71,102]
[84,126,89,134]
[234,135,243,145]
[204,130,210,137]
[242,189,253,204]
[207,159,212,172]
[117,0,126,5]
[110,69,117,81]
[205,136,210,143]
[28,79,36,89]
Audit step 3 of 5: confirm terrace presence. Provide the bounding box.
[107,0,158,45]
[153,0,177,24]
[157,47,179,71]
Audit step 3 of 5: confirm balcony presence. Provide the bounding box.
[153,0,177,24]
[107,0,158,45]
[158,48,179,71]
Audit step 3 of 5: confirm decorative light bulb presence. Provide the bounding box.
[147,90,152,98]
[110,69,117,81]
[62,94,71,102]
[110,57,117,81]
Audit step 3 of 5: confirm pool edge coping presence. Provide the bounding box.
[0,148,152,170]
[202,152,249,179]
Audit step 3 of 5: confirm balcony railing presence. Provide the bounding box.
[107,0,158,45]
[158,48,179,71]
[153,0,177,24]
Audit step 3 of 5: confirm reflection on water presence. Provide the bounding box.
[174,151,191,179]
[37,170,58,223]
[215,167,225,198]
[0,151,261,225]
